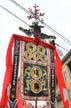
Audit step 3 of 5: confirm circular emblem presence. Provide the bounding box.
[40,55,47,62]
[31,80,42,93]
[26,43,36,52]
[37,45,45,55]
[25,51,33,60]
[33,52,39,60]
[31,66,42,79]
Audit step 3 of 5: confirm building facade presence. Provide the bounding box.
[62,50,71,107]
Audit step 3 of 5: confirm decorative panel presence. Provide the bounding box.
[19,41,50,100]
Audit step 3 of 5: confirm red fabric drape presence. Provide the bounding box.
[1,34,27,107]
[1,35,14,106]
[17,80,26,108]
[1,34,69,107]
[0,34,54,107]
[54,49,69,108]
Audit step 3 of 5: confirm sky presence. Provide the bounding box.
[0,0,71,102]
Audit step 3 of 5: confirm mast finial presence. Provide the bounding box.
[27,4,45,21]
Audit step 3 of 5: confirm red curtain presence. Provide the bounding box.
[54,49,69,108]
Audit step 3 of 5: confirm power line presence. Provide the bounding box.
[10,0,71,45]
[0,5,30,26]
[55,43,69,52]
[10,0,30,14]
[40,20,71,45]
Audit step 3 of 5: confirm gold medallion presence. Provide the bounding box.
[40,55,47,62]
[26,43,36,52]
[25,51,33,59]
[31,66,42,79]
[33,52,39,60]
[31,80,42,93]
[37,45,45,55]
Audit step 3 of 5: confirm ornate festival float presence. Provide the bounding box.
[0,4,69,108]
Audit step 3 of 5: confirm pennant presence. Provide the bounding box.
[54,49,69,108]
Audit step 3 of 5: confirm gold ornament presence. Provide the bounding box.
[31,80,42,93]
[26,43,36,52]
[25,51,33,59]
[31,66,42,79]
[37,45,45,55]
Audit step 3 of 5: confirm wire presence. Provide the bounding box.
[55,43,69,52]
[39,20,71,45]
[10,0,71,45]
[10,0,30,14]
[0,5,30,26]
